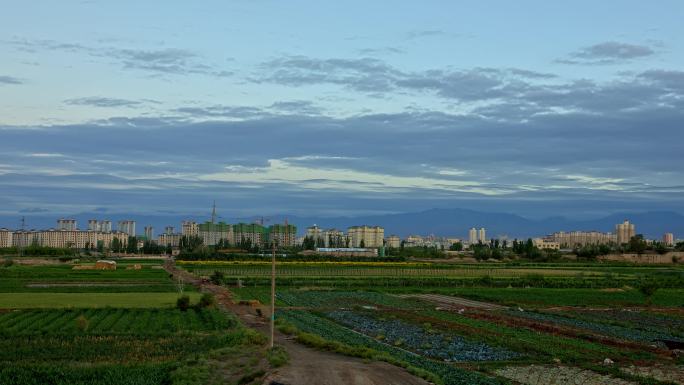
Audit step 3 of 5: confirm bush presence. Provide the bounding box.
[1,258,13,268]
[198,293,216,309]
[210,270,224,285]
[75,315,89,331]
[177,295,191,311]
[638,280,660,305]
[266,345,289,368]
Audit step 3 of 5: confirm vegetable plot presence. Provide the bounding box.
[327,310,519,362]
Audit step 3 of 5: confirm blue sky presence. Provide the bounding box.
[1,0,683,219]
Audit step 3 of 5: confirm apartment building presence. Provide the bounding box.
[347,225,384,248]
[385,235,401,248]
[549,231,616,247]
[616,220,636,245]
[0,228,12,248]
[267,224,297,247]
[198,221,233,246]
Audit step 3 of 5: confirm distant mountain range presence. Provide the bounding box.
[1,208,682,240]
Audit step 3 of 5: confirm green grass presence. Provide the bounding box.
[431,287,684,308]
[0,292,202,309]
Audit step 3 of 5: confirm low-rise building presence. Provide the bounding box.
[549,231,616,247]
[533,238,560,250]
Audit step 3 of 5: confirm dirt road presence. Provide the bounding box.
[165,260,431,385]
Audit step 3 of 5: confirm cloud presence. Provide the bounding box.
[5,38,231,77]
[19,207,49,213]
[64,96,144,108]
[1,101,683,218]
[356,47,405,56]
[255,56,554,101]
[559,41,656,65]
[269,100,322,115]
[0,75,23,85]
[112,48,231,76]
[406,30,445,40]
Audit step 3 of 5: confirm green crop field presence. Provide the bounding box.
[0,306,263,385]
[0,292,203,309]
[0,263,187,293]
[0,261,276,385]
[220,260,684,385]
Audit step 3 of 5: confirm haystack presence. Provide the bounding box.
[95,260,117,270]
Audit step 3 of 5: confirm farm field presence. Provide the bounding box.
[0,259,279,385]
[0,260,184,293]
[0,292,202,308]
[0,307,266,385]
[217,261,684,385]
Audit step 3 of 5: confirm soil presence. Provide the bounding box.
[164,259,431,385]
[398,293,508,310]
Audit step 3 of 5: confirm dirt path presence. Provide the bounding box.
[165,260,431,385]
[398,293,508,310]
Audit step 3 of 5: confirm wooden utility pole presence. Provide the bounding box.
[270,240,276,348]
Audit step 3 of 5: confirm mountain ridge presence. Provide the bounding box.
[1,208,682,240]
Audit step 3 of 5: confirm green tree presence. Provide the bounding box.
[176,295,191,311]
[638,280,660,305]
[628,235,647,255]
[110,238,121,253]
[449,242,463,251]
[126,236,138,254]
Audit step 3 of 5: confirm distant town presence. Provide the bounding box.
[0,204,680,260]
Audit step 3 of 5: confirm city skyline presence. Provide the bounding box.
[1,1,683,218]
[1,207,680,242]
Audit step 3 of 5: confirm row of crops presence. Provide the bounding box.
[0,308,235,336]
[190,264,604,278]
[279,310,507,385]
[0,306,257,385]
[509,309,684,347]
[0,264,177,293]
[326,310,520,362]
[264,288,684,385]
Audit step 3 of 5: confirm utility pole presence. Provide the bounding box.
[19,216,26,257]
[270,239,276,349]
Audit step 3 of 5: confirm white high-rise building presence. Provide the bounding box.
[616,220,635,244]
[57,219,77,231]
[144,226,154,240]
[663,233,675,246]
[468,228,478,245]
[478,228,486,243]
[87,219,112,233]
[118,220,136,237]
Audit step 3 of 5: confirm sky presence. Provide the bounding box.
[1,1,683,221]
